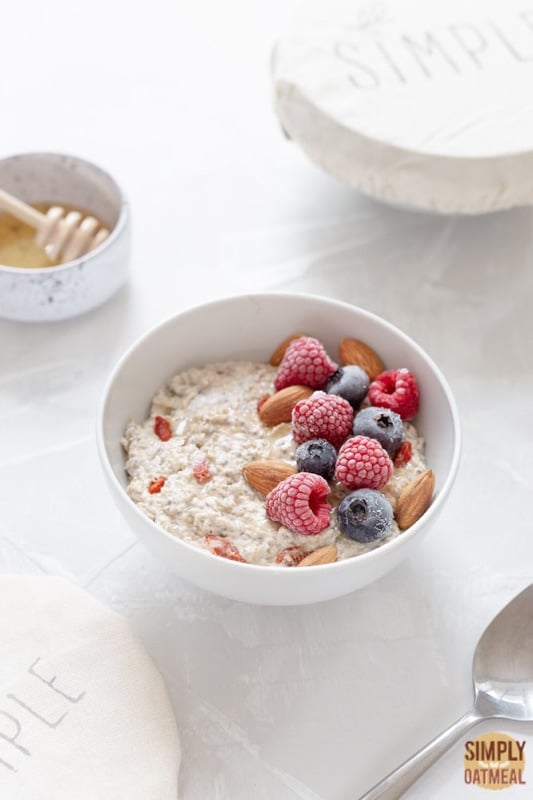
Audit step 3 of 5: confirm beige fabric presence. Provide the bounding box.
[0,576,180,799]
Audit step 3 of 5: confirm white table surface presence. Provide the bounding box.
[1,1,532,798]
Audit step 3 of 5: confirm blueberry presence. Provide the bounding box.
[337,489,393,543]
[326,366,369,410]
[352,406,403,456]
[295,438,337,480]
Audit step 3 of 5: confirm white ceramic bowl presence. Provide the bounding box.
[0,152,130,322]
[97,293,460,606]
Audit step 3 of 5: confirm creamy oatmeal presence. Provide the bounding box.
[123,360,427,566]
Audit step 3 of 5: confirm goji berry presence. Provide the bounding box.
[393,441,412,468]
[193,459,212,483]
[154,415,172,441]
[204,534,247,563]
[148,477,166,494]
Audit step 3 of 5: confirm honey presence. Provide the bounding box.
[0,203,107,268]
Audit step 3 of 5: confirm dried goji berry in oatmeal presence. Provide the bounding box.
[154,415,172,441]
[204,534,247,563]
[148,477,166,494]
[193,459,212,483]
[393,441,412,467]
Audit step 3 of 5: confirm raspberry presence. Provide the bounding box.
[393,441,412,467]
[292,391,353,449]
[266,472,331,535]
[368,369,420,420]
[335,436,393,490]
[274,336,337,391]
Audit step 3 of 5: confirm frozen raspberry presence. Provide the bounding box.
[335,435,393,490]
[274,336,337,391]
[292,391,353,449]
[368,369,420,420]
[266,472,331,535]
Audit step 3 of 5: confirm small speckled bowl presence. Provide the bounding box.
[0,152,130,322]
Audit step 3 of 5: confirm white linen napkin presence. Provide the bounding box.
[0,575,180,799]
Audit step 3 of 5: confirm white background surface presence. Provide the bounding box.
[0,1,532,798]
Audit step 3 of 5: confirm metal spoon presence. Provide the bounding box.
[357,584,533,800]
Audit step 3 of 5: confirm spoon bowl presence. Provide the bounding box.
[358,584,533,799]
[473,584,533,720]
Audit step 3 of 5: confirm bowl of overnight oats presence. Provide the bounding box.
[97,293,460,605]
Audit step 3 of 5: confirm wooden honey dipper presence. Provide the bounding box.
[0,188,110,263]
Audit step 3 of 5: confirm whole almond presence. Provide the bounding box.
[259,385,313,425]
[297,545,338,567]
[269,333,306,366]
[395,469,435,530]
[338,337,385,381]
[243,460,297,495]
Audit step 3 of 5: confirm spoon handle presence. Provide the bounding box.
[356,709,482,800]
[0,188,44,229]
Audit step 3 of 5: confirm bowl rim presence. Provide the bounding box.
[0,150,129,275]
[96,291,461,576]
